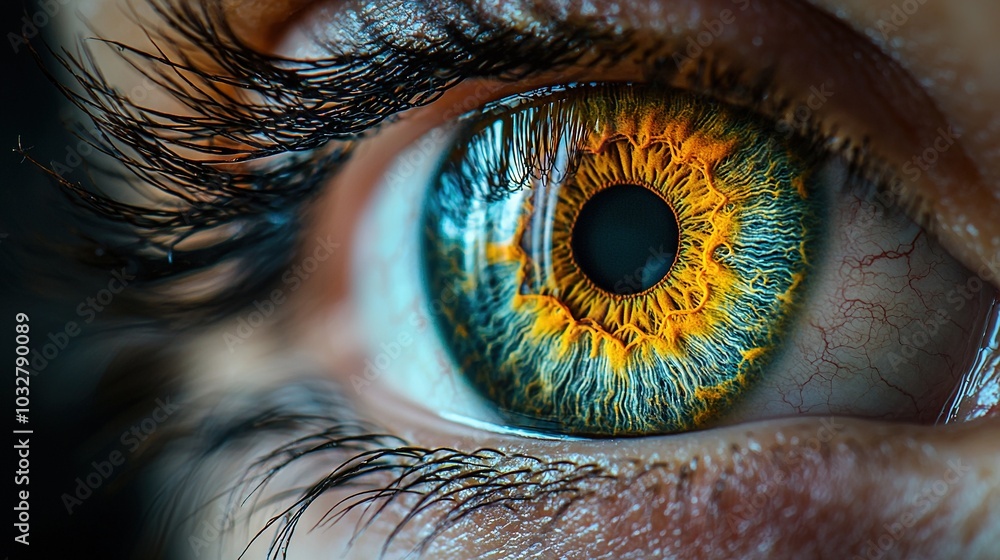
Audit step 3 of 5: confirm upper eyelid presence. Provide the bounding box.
[305,0,994,279]
[50,0,940,205]
[38,0,988,326]
[32,0,598,322]
[27,0,640,325]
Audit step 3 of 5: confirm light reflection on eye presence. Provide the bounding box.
[352,84,995,438]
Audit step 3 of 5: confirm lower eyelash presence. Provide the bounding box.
[266,446,611,559]
[141,378,612,559]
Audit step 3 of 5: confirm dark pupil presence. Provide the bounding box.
[570,183,679,295]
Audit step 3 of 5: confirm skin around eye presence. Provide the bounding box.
[50,0,1000,558]
[282,2,990,557]
[280,1,1000,558]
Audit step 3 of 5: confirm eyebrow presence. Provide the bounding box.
[29,0,627,323]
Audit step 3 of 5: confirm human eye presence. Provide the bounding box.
[360,80,989,437]
[22,0,1000,559]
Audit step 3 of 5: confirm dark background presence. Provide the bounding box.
[2,2,144,558]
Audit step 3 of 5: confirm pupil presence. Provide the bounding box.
[571,183,679,295]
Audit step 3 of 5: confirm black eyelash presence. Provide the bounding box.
[259,445,610,559]
[143,379,612,559]
[20,0,632,324]
[22,0,920,326]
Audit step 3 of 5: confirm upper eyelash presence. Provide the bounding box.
[24,0,914,326]
[21,0,629,324]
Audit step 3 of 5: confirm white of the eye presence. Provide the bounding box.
[354,118,990,436]
[351,123,514,431]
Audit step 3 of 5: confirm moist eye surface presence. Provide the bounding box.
[421,83,822,436]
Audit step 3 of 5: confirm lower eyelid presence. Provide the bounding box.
[142,365,1000,558]
[233,379,1000,559]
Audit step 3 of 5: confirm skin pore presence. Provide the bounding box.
[56,0,1000,558]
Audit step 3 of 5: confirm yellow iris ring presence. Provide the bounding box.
[425,84,820,435]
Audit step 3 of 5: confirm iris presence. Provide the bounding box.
[423,84,822,435]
